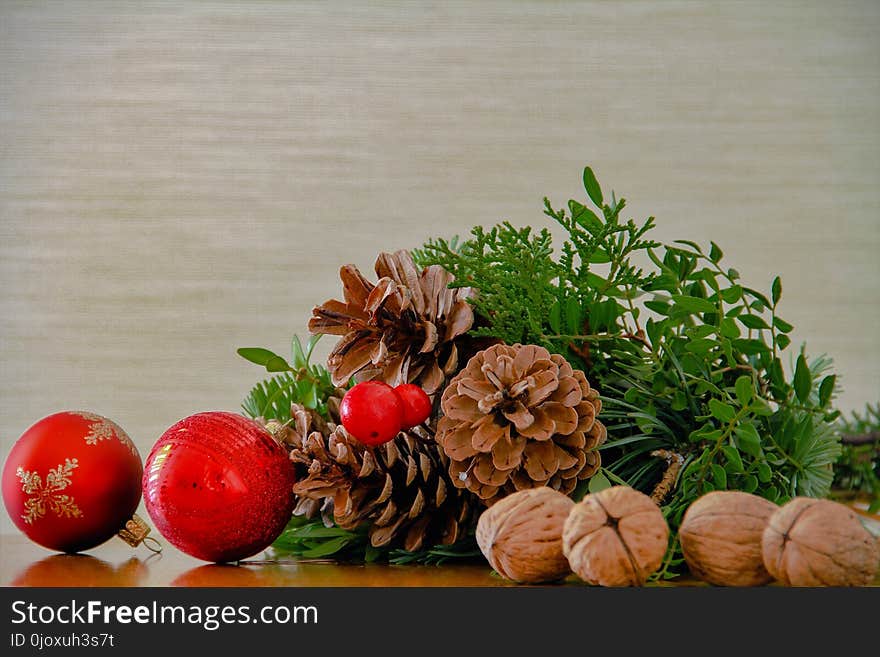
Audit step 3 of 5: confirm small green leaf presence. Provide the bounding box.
[743,287,772,308]
[735,375,754,406]
[549,300,561,333]
[721,445,744,472]
[709,241,724,263]
[776,334,792,351]
[564,296,582,335]
[644,300,671,316]
[719,286,743,304]
[818,375,836,408]
[773,316,794,333]
[289,525,354,539]
[589,248,611,264]
[709,399,736,423]
[672,295,716,314]
[685,338,716,356]
[238,347,286,367]
[757,462,772,483]
[645,318,665,349]
[739,315,770,330]
[732,338,771,355]
[687,325,717,339]
[793,354,811,403]
[673,239,704,254]
[582,167,603,207]
[719,317,741,339]
[742,474,759,493]
[300,536,352,558]
[671,390,688,411]
[291,336,307,369]
[588,299,611,332]
[265,356,291,372]
[751,398,774,416]
[720,337,736,366]
[711,463,727,489]
[696,268,720,291]
[768,358,785,388]
[771,276,782,306]
[725,305,744,317]
[364,545,382,563]
[734,424,762,456]
[569,200,603,233]
[588,471,612,493]
[689,428,723,444]
[303,382,319,409]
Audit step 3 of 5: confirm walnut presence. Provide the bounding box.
[679,491,777,586]
[562,486,669,586]
[475,487,574,583]
[762,497,879,587]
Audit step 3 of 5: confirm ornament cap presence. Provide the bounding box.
[263,419,292,444]
[117,514,162,553]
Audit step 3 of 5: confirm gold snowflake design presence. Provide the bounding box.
[17,458,83,525]
[70,411,139,457]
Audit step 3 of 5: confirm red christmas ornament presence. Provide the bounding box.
[2,411,146,553]
[142,411,295,563]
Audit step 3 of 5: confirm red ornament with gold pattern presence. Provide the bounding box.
[1,411,152,553]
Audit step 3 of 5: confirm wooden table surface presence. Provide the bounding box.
[0,533,520,588]
[3,501,877,587]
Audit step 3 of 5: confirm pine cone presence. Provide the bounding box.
[287,414,473,551]
[308,250,474,396]
[436,343,607,504]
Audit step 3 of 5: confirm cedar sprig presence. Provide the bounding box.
[413,167,659,378]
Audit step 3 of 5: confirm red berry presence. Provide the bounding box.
[340,381,403,446]
[393,384,433,429]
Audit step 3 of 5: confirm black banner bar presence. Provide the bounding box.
[0,586,873,654]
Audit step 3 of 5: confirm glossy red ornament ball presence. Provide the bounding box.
[393,384,433,429]
[142,411,295,563]
[2,411,143,553]
[340,381,404,446]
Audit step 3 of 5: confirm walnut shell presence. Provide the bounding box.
[679,491,777,586]
[562,486,669,586]
[762,497,879,587]
[475,487,574,583]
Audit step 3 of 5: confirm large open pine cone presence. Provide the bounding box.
[436,343,606,504]
[284,404,473,551]
[308,250,473,396]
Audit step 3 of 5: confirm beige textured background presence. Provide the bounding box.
[1,1,878,534]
